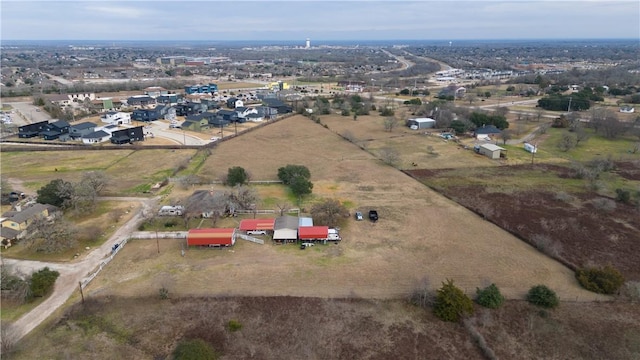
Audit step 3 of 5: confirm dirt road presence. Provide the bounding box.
[1,196,158,343]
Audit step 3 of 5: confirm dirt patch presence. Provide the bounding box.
[614,160,640,181]
[472,301,640,360]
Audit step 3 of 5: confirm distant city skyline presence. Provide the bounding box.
[1,1,639,42]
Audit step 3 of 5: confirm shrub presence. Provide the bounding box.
[159,287,169,300]
[526,285,559,308]
[576,265,625,294]
[173,338,218,360]
[227,319,242,332]
[591,198,616,213]
[475,284,505,309]
[433,279,474,322]
[30,267,60,298]
[615,189,631,204]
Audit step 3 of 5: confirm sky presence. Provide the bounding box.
[1,0,639,42]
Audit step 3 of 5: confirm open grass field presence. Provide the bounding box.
[1,148,197,194]
[83,115,601,303]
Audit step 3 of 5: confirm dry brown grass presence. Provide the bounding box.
[1,149,197,194]
[86,115,601,302]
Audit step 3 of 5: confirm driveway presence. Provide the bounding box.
[1,196,159,343]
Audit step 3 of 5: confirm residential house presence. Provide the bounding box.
[69,122,97,139]
[262,98,292,114]
[256,106,278,120]
[215,109,239,123]
[184,83,218,95]
[82,130,111,144]
[110,126,145,144]
[226,97,243,109]
[18,120,48,138]
[1,203,56,232]
[474,124,502,140]
[245,112,264,122]
[100,111,131,125]
[126,95,156,107]
[47,93,96,107]
[144,86,168,98]
[182,114,210,131]
[200,98,221,111]
[41,120,71,140]
[156,94,181,105]
[132,107,163,122]
[235,106,258,119]
[175,102,206,116]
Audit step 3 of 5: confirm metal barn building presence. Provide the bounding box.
[187,228,236,247]
[406,118,436,130]
[239,219,275,232]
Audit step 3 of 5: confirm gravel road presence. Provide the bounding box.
[1,197,158,343]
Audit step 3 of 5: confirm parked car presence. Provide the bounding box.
[301,242,315,247]
[247,230,267,235]
[368,210,379,222]
[355,211,363,221]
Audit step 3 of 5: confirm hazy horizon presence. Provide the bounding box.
[2,1,638,42]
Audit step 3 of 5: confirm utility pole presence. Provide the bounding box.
[156,230,160,254]
[567,97,572,114]
[79,282,85,304]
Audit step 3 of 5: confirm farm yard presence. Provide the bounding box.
[80,115,601,302]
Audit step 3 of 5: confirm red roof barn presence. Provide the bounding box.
[298,226,329,240]
[239,218,275,231]
[187,228,236,247]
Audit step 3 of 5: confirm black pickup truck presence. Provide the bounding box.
[368,210,379,222]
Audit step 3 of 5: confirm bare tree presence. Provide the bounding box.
[27,217,77,253]
[276,201,291,216]
[230,185,260,210]
[80,171,109,195]
[573,123,590,145]
[383,116,399,132]
[501,129,512,145]
[379,147,400,166]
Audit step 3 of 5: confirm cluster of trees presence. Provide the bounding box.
[411,278,568,324]
[181,186,260,227]
[37,171,108,213]
[309,199,349,228]
[469,112,509,130]
[538,87,607,112]
[277,164,313,202]
[1,266,60,305]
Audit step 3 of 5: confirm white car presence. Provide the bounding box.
[301,242,315,247]
[247,230,267,235]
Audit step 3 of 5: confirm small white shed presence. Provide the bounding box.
[478,144,506,159]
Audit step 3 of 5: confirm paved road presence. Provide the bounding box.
[1,196,159,343]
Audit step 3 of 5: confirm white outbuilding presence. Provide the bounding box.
[406,117,436,130]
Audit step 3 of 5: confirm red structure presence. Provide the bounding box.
[298,226,329,240]
[239,218,275,231]
[187,228,236,247]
